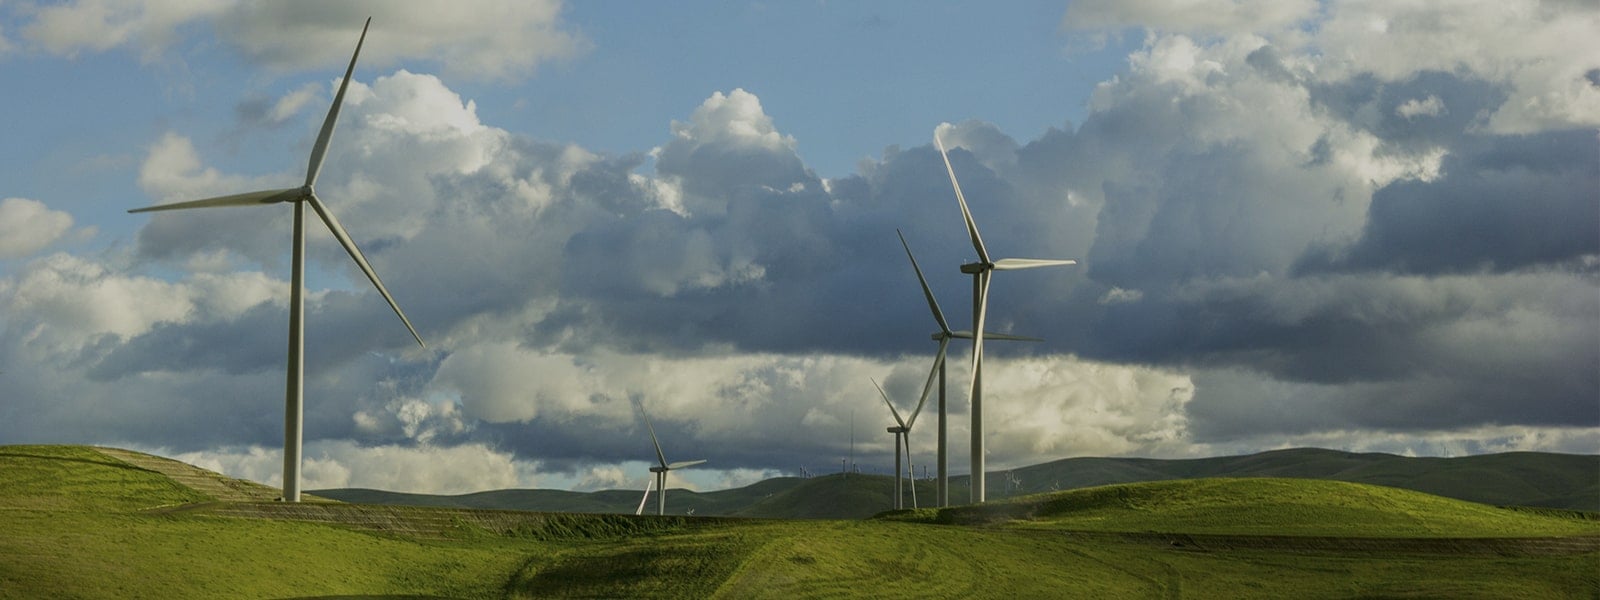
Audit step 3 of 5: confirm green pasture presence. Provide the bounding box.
[2,445,1595,599]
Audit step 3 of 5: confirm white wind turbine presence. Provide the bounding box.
[635,400,706,516]
[129,19,423,503]
[896,229,1039,507]
[935,128,1076,504]
[871,378,924,510]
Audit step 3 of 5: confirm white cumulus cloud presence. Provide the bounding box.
[0,198,75,259]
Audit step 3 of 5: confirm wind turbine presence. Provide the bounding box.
[871,378,930,510]
[896,229,1039,507]
[935,129,1075,504]
[128,18,423,503]
[635,400,706,516]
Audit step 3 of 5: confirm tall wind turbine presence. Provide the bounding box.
[128,18,423,503]
[896,229,1039,507]
[876,377,928,508]
[935,129,1075,504]
[635,400,706,516]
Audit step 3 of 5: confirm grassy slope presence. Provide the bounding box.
[891,478,1600,537]
[0,445,539,599]
[4,445,1598,599]
[1005,448,1600,510]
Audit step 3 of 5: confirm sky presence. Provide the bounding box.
[0,0,1596,496]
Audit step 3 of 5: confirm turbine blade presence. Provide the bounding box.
[967,271,992,407]
[635,477,653,516]
[897,229,951,335]
[905,434,917,509]
[983,332,1044,342]
[305,17,371,188]
[935,131,990,264]
[128,188,300,213]
[992,258,1077,271]
[668,459,706,470]
[305,193,425,348]
[636,400,670,468]
[905,337,948,430]
[949,330,1042,342]
[872,378,907,428]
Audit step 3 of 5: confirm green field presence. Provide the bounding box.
[2,445,1597,599]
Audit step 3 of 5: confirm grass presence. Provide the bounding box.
[2,445,1597,599]
[889,478,1600,538]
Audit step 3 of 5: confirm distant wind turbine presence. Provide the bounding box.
[896,229,1039,507]
[128,18,423,503]
[935,128,1076,504]
[635,399,705,516]
[872,378,931,510]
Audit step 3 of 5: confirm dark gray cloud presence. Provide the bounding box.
[1297,129,1599,275]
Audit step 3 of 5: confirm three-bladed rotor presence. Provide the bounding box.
[934,127,1076,504]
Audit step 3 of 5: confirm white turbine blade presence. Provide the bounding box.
[636,400,670,468]
[967,271,992,405]
[905,434,917,509]
[305,17,371,188]
[635,477,653,516]
[668,459,706,470]
[934,131,990,264]
[872,378,907,429]
[992,258,1077,271]
[983,332,1044,342]
[949,330,1043,342]
[897,229,952,335]
[905,337,948,431]
[305,194,425,348]
[128,188,300,213]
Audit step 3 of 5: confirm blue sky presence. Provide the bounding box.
[0,1,1596,496]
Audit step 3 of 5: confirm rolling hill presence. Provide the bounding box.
[3,444,1598,599]
[315,447,1600,518]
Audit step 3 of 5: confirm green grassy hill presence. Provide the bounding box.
[890,477,1600,537]
[5,444,1599,599]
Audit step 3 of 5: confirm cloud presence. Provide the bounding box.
[13,1,584,81]
[235,82,322,127]
[217,0,587,80]
[168,440,536,494]
[1395,95,1445,119]
[18,0,228,61]
[1063,0,1318,36]
[1314,0,1600,133]
[0,198,75,259]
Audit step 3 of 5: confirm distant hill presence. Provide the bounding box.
[315,448,1600,518]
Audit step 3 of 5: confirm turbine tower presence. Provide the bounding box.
[635,399,706,516]
[935,128,1075,504]
[896,229,1039,507]
[871,378,924,510]
[128,19,423,503]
